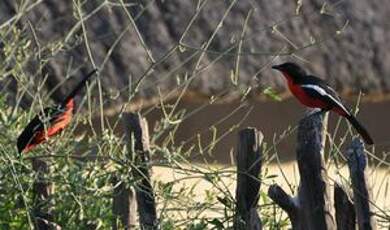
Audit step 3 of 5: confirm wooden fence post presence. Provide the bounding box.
[268,110,335,230]
[296,110,335,229]
[347,138,377,230]
[334,183,355,230]
[234,128,263,230]
[32,159,61,229]
[114,113,158,229]
[112,178,137,229]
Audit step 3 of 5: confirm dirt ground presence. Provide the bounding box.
[152,162,389,221]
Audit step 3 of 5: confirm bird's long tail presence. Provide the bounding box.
[62,69,98,105]
[346,114,374,145]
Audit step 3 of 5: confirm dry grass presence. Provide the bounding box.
[153,162,390,220]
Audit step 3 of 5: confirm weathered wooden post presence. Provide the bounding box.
[346,138,377,230]
[112,178,137,229]
[32,159,61,229]
[234,128,263,230]
[334,183,355,230]
[296,110,335,229]
[268,110,335,230]
[113,113,158,229]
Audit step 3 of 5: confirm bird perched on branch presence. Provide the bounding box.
[17,69,98,153]
[272,62,373,145]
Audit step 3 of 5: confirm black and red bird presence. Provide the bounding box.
[17,69,98,153]
[272,62,373,145]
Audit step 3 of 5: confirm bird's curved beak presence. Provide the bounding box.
[272,65,281,70]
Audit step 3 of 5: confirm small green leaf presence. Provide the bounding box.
[208,218,224,229]
[230,69,238,86]
[179,44,187,53]
[263,87,282,101]
[217,196,233,209]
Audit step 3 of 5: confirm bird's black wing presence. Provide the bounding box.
[300,75,350,114]
[17,114,43,153]
[300,75,340,98]
[17,106,64,153]
[297,75,373,144]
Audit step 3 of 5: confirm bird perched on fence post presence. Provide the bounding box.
[272,62,373,145]
[17,69,98,153]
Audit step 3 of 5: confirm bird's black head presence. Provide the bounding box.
[272,62,307,80]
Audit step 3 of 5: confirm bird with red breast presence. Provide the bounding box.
[17,69,98,153]
[272,62,373,145]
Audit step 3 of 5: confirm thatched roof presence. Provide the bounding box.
[1,0,389,107]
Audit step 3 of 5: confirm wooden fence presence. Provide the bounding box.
[268,111,377,230]
[30,110,377,229]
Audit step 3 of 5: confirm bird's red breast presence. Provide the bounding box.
[21,99,74,153]
[283,72,329,109]
[17,69,97,153]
